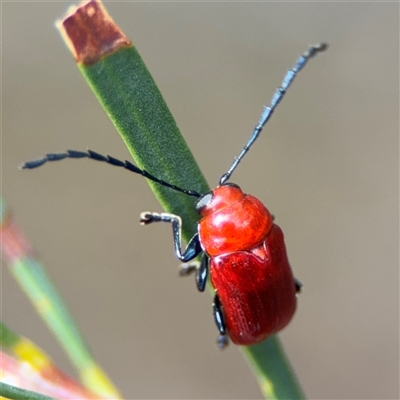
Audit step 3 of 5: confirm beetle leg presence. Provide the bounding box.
[294,277,303,294]
[213,293,229,349]
[196,254,209,292]
[140,212,202,262]
[212,294,226,334]
[180,253,209,292]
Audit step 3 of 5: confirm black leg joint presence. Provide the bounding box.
[180,233,202,262]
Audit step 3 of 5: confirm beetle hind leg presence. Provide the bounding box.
[213,293,229,349]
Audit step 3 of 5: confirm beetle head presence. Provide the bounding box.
[195,183,243,217]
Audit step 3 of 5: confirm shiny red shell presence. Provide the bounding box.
[198,185,297,345]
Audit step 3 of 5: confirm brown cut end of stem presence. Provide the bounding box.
[57,0,132,65]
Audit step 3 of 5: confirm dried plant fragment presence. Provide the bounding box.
[58,0,132,65]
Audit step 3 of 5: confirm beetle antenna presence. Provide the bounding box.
[219,43,328,185]
[21,149,202,198]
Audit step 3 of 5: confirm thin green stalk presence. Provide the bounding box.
[0,382,56,400]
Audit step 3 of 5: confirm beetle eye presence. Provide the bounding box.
[195,192,213,213]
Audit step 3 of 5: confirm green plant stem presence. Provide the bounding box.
[72,39,304,400]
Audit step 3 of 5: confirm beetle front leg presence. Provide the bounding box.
[140,212,202,262]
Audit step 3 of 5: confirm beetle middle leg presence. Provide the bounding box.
[179,253,209,292]
[213,293,229,349]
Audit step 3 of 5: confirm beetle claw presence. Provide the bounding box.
[140,212,159,225]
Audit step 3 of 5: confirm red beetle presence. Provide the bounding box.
[139,182,299,348]
[23,43,327,347]
[200,185,297,345]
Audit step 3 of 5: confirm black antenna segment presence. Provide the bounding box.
[219,43,328,185]
[21,149,202,198]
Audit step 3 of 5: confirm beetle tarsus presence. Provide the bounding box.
[216,335,229,350]
[294,277,303,294]
[140,211,161,225]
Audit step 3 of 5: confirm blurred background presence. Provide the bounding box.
[3,2,398,399]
